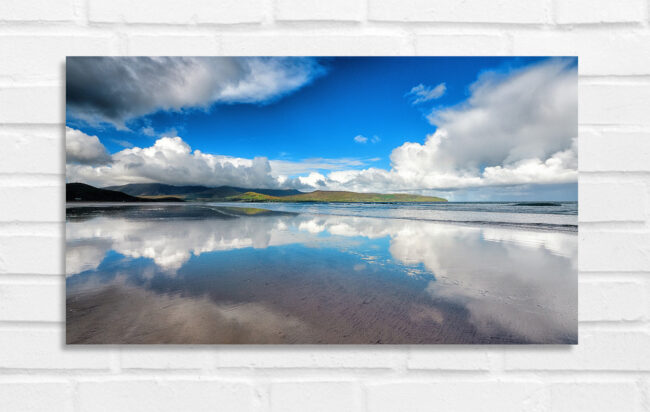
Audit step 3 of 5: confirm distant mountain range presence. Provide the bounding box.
[66,183,184,203]
[67,182,447,203]
[104,183,303,201]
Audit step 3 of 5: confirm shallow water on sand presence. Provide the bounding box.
[66,204,577,344]
[208,201,578,232]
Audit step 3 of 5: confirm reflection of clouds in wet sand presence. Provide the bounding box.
[66,238,112,276]
[67,279,313,344]
[66,211,385,277]
[482,226,578,261]
[296,216,577,343]
[66,214,303,275]
[66,206,576,343]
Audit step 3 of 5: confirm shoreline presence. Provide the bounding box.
[66,201,577,234]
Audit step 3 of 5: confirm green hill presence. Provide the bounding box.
[229,192,280,202]
[229,190,446,203]
[184,186,303,201]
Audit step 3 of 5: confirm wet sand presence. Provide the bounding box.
[66,204,577,344]
[67,273,520,344]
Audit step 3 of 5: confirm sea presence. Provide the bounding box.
[208,201,578,232]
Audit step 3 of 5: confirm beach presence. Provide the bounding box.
[66,203,577,344]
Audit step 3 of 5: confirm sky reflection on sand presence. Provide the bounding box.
[66,205,577,344]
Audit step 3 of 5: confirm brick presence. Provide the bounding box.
[215,347,405,368]
[0,126,63,174]
[271,382,361,412]
[415,34,509,55]
[76,380,254,412]
[512,31,650,75]
[0,329,111,369]
[579,83,650,125]
[275,0,364,21]
[0,236,63,275]
[0,186,64,222]
[555,0,645,24]
[505,330,650,370]
[366,382,547,412]
[0,0,75,22]
[548,382,643,412]
[579,180,646,222]
[0,87,63,124]
[126,35,219,55]
[407,347,492,370]
[120,348,212,369]
[646,286,650,323]
[369,0,548,23]
[219,34,413,55]
[1,0,650,406]
[580,129,650,171]
[579,280,647,321]
[0,282,63,322]
[0,36,116,83]
[580,231,650,272]
[0,382,73,412]
[89,0,265,24]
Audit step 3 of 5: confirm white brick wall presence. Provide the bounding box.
[0,0,648,410]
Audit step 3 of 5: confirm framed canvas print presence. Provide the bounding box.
[65,57,578,344]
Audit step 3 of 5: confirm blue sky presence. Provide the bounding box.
[66,57,577,200]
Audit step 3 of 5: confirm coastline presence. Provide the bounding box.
[66,201,578,233]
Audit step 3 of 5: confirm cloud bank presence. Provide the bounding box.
[66,59,577,196]
[304,59,578,192]
[67,57,325,128]
[65,129,382,189]
[67,134,280,188]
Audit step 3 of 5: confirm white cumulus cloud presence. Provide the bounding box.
[66,127,112,165]
[66,133,280,188]
[294,59,578,193]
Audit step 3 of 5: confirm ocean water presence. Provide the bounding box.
[66,202,578,344]
[208,201,578,232]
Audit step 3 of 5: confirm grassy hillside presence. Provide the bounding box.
[184,186,303,201]
[229,190,446,203]
[183,186,244,201]
[229,192,279,202]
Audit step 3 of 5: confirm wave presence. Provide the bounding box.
[206,202,578,233]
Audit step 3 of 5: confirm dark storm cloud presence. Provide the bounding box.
[66,57,325,128]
